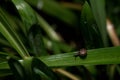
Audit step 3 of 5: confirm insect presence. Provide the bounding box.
[74,48,87,59]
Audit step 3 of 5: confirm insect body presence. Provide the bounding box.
[74,48,87,59]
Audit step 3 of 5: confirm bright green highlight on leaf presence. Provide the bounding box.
[12,0,38,31]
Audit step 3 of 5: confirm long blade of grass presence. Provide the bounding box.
[8,58,26,80]
[28,25,47,56]
[22,57,59,80]
[25,0,77,26]
[37,13,62,41]
[40,46,120,67]
[32,58,59,80]
[0,62,9,70]
[0,37,10,47]
[0,46,120,69]
[0,8,30,58]
[80,1,103,48]
[0,52,19,62]
[0,69,12,77]
[0,62,11,77]
[88,0,107,47]
[12,0,38,31]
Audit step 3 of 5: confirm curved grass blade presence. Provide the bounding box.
[8,58,26,80]
[0,62,10,77]
[21,57,35,80]
[22,57,59,80]
[43,37,73,52]
[0,52,19,62]
[37,13,62,41]
[0,35,10,47]
[0,69,12,77]
[32,58,59,80]
[1,46,120,69]
[25,0,77,26]
[80,1,103,48]
[12,0,38,31]
[40,46,120,67]
[88,0,107,47]
[28,25,47,56]
[0,8,30,58]
[0,62,9,70]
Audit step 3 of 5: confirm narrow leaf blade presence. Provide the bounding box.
[89,0,107,46]
[12,0,38,31]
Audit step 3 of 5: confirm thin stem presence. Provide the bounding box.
[53,68,80,80]
[107,19,120,46]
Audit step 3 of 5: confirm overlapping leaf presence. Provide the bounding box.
[28,25,47,56]
[8,57,59,80]
[80,1,103,48]
[0,46,119,69]
[0,8,29,58]
[12,0,38,31]
[25,0,77,26]
[88,0,107,47]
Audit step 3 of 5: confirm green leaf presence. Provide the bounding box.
[0,35,10,47]
[12,0,38,31]
[1,46,120,69]
[40,46,120,67]
[51,40,61,54]
[0,52,19,62]
[22,57,58,80]
[0,62,9,70]
[0,8,30,58]
[28,25,47,56]
[37,14,62,41]
[8,58,26,80]
[57,42,73,52]
[0,69,12,77]
[88,0,107,47]
[0,62,10,77]
[32,58,59,80]
[21,57,35,80]
[43,37,73,52]
[80,1,103,48]
[25,0,77,26]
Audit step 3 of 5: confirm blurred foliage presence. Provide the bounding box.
[106,0,120,37]
[0,0,120,80]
